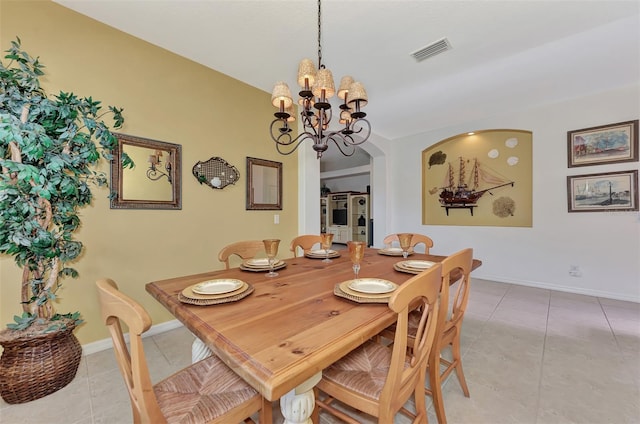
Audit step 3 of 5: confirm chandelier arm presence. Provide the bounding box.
[269,120,319,155]
[345,118,371,145]
[325,133,356,157]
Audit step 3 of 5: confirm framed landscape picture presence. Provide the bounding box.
[567,170,638,212]
[567,120,638,167]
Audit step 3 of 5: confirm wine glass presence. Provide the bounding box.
[397,233,413,259]
[262,239,280,278]
[320,233,334,263]
[347,241,366,281]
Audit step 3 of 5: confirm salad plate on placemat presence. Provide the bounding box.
[305,249,341,259]
[192,279,244,295]
[240,259,286,272]
[394,260,436,274]
[378,247,412,257]
[179,281,253,305]
[348,278,397,294]
[334,279,396,304]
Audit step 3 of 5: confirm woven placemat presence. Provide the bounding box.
[178,284,254,305]
[333,282,391,304]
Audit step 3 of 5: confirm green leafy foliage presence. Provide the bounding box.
[0,38,127,330]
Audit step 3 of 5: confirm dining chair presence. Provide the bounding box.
[383,233,434,254]
[218,240,265,269]
[95,278,268,424]
[379,248,473,424]
[289,234,322,257]
[313,263,442,424]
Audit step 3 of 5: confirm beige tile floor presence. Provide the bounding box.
[1,279,639,424]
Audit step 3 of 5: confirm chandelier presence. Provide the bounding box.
[269,0,371,159]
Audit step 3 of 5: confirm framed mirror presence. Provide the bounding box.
[246,157,282,210]
[110,133,182,209]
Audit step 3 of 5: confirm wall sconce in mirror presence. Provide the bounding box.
[192,157,239,189]
[110,133,182,209]
[246,157,282,210]
[147,150,172,183]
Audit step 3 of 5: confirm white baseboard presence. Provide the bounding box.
[81,319,184,356]
[476,274,640,303]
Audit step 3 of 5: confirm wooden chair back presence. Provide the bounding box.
[427,247,474,424]
[440,247,473,334]
[316,263,442,423]
[383,233,434,254]
[95,278,165,423]
[380,263,442,418]
[289,234,322,257]
[217,240,264,269]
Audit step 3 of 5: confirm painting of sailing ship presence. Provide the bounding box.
[434,157,514,215]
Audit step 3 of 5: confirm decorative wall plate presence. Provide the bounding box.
[192,157,239,189]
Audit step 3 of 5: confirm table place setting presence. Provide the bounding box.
[377,247,413,257]
[334,278,397,304]
[333,240,397,303]
[240,257,287,272]
[305,249,341,259]
[393,260,436,274]
[178,278,254,305]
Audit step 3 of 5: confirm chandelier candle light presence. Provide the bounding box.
[270,0,371,159]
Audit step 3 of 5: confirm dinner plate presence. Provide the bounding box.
[240,261,287,272]
[182,281,249,300]
[192,279,243,295]
[400,260,435,270]
[245,258,272,267]
[308,249,337,255]
[348,278,398,294]
[242,259,284,269]
[378,247,412,257]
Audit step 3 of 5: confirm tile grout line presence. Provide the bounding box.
[534,291,552,424]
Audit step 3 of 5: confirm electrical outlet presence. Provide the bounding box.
[274,214,279,224]
[569,265,582,277]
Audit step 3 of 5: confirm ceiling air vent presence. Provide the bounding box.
[411,37,452,62]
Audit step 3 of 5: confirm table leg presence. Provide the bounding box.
[280,372,322,424]
[191,337,212,363]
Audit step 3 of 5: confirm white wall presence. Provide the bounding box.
[388,84,640,302]
[321,174,370,194]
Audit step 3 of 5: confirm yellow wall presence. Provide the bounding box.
[422,129,532,226]
[0,1,299,345]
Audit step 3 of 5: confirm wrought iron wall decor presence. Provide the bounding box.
[192,157,239,190]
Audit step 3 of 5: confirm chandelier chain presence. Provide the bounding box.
[317,0,323,69]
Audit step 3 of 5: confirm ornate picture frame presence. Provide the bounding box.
[110,133,182,209]
[567,120,638,168]
[567,170,638,212]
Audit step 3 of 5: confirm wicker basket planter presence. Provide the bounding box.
[0,320,82,404]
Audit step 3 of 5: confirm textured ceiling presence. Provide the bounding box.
[54,0,639,148]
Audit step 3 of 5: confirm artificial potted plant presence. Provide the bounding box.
[0,38,127,403]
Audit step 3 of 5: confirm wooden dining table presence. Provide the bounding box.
[146,248,481,424]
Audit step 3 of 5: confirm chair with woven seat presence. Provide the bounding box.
[313,263,442,424]
[218,240,265,269]
[380,248,473,424]
[289,234,322,257]
[383,233,434,254]
[96,278,267,424]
